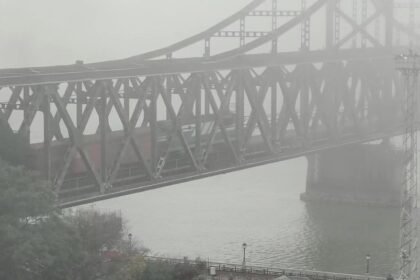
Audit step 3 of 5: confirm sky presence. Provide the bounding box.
[0,0,402,68]
[0,0,250,68]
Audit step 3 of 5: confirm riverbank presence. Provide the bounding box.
[144,256,386,280]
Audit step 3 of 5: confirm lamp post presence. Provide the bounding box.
[242,243,247,267]
[366,254,371,277]
[128,233,133,255]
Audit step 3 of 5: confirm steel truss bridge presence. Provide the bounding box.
[0,0,417,208]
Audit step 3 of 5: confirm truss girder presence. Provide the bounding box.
[0,0,415,206]
[1,0,416,87]
[0,56,402,203]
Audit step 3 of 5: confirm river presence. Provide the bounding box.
[78,157,400,276]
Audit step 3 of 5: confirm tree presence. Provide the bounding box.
[0,127,153,279]
[115,255,147,280]
[0,159,84,279]
[0,126,88,279]
[0,120,31,166]
[0,157,148,280]
[66,208,129,280]
[137,259,201,280]
[173,262,199,280]
[141,261,175,280]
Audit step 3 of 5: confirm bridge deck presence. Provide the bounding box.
[0,48,395,87]
[59,125,406,208]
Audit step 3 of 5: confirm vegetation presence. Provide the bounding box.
[0,120,31,166]
[0,161,145,279]
[0,129,205,279]
[0,135,143,279]
[140,259,202,280]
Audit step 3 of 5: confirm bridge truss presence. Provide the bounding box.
[0,0,417,209]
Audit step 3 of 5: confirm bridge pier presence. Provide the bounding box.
[301,142,402,207]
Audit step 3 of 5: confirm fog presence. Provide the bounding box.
[2,0,407,69]
[0,0,412,275]
[0,0,251,68]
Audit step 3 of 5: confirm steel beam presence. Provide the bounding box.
[0,0,410,208]
[43,87,51,182]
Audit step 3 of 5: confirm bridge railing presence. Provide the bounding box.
[144,256,385,280]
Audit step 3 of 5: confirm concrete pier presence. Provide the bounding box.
[301,142,402,206]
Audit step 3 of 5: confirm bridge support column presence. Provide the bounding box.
[301,142,402,206]
[21,87,32,145]
[43,88,51,182]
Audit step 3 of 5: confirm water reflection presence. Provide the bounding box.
[304,202,399,275]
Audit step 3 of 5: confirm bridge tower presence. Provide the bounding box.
[395,51,419,280]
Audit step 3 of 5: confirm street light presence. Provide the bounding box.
[128,233,133,254]
[242,243,247,267]
[366,254,371,275]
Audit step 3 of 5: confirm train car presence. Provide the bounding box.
[31,112,238,180]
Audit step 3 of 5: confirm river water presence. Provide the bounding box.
[80,157,400,276]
